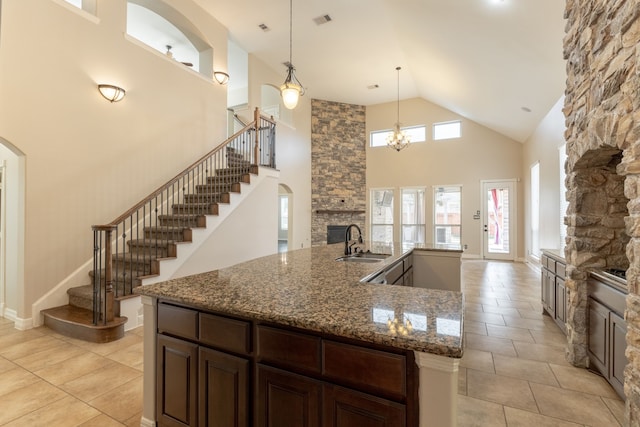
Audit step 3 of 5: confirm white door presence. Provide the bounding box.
[0,163,4,315]
[482,180,516,261]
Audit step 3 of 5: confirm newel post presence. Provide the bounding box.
[253,107,260,165]
[92,224,116,325]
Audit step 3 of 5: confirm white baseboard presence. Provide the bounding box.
[3,308,33,330]
[139,416,155,427]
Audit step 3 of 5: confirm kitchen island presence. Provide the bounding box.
[136,243,464,427]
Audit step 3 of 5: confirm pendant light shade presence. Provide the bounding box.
[387,66,410,151]
[281,0,304,109]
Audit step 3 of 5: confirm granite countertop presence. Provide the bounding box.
[136,243,464,358]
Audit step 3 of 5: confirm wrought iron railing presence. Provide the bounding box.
[91,108,276,325]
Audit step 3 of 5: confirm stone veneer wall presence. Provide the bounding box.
[564,0,640,422]
[311,99,366,246]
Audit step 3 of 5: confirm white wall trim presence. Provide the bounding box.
[3,308,32,330]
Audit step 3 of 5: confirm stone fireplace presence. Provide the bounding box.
[311,99,366,246]
[564,0,640,422]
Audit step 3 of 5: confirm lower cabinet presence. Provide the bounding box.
[540,251,567,334]
[157,335,198,427]
[255,365,406,427]
[156,301,415,427]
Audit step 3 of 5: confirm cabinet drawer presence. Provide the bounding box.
[546,258,556,273]
[200,313,251,355]
[257,326,321,374]
[555,262,566,279]
[157,303,198,341]
[323,340,406,399]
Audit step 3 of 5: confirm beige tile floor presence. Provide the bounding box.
[459,260,625,427]
[0,320,143,426]
[0,260,626,426]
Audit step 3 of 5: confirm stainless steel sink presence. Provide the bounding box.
[335,252,390,263]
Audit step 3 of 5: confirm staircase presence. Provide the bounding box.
[41,109,276,342]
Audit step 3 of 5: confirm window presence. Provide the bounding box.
[370,125,426,147]
[434,186,461,245]
[530,162,540,259]
[58,0,97,16]
[433,121,461,140]
[401,188,425,244]
[64,0,82,7]
[371,189,394,243]
[280,196,288,230]
[559,145,568,251]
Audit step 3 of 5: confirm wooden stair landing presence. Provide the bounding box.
[42,305,127,343]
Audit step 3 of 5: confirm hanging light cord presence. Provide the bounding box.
[396,66,401,125]
[289,0,293,67]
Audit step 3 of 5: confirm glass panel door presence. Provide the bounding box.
[482,180,516,260]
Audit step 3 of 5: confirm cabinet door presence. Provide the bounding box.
[199,347,249,427]
[588,297,609,376]
[323,384,405,427]
[542,270,555,317]
[610,311,628,397]
[157,335,198,427]
[255,365,321,427]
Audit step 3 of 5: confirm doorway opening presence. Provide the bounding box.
[278,184,293,253]
[482,180,517,261]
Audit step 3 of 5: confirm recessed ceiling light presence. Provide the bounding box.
[367,84,379,90]
[313,14,332,25]
[521,106,532,112]
[258,23,270,32]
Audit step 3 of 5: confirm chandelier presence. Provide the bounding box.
[387,66,410,151]
[280,0,305,109]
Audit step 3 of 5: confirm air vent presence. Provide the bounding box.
[313,14,332,25]
[258,23,270,32]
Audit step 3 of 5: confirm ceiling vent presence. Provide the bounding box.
[313,14,332,25]
[258,23,270,32]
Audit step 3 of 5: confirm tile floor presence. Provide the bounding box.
[458,260,625,427]
[0,319,143,426]
[0,260,626,426]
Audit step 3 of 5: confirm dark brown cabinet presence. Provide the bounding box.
[199,348,249,427]
[256,365,322,427]
[157,334,198,427]
[157,303,251,427]
[540,251,567,334]
[323,384,406,427]
[156,301,417,427]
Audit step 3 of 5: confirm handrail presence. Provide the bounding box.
[90,108,276,325]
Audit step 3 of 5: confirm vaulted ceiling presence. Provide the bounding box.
[194,0,567,142]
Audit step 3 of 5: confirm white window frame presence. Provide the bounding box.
[370,188,394,244]
[433,185,462,245]
[370,125,426,148]
[530,162,540,260]
[559,145,568,252]
[401,187,426,244]
[433,120,462,141]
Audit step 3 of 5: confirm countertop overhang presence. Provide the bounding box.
[135,243,464,358]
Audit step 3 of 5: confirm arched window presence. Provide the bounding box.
[126,1,213,78]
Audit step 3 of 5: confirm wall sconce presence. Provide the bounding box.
[213,71,229,85]
[98,84,126,102]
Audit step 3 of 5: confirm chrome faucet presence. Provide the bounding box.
[344,224,363,255]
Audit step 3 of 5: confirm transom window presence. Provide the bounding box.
[370,125,426,147]
[433,121,461,141]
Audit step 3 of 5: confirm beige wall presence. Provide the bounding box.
[0,0,229,320]
[247,55,312,250]
[521,97,566,261]
[366,97,524,259]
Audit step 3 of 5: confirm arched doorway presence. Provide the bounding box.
[278,184,293,253]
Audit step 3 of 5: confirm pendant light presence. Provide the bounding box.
[281,0,304,109]
[386,66,410,151]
